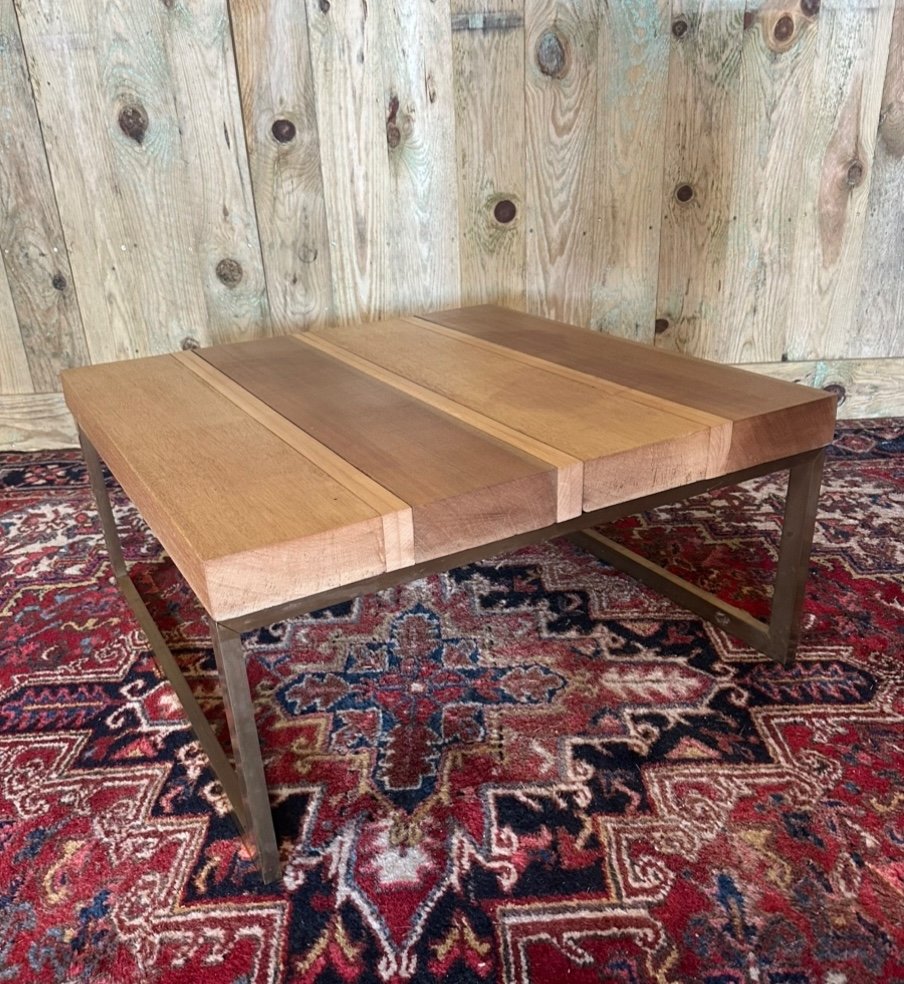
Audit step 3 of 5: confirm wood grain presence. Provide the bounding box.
[786,0,895,361]
[174,349,414,571]
[524,0,598,326]
[655,0,744,359]
[591,0,670,342]
[715,0,819,364]
[0,260,31,393]
[742,356,904,420]
[451,0,526,309]
[0,0,88,390]
[17,0,267,362]
[309,314,734,509]
[198,335,559,561]
[855,0,904,359]
[0,391,75,448]
[230,0,334,331]
[61,354,387,621]
[423,305,837,468]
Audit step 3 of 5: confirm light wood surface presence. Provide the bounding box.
[61,354,388,621]
[451,0,525,310]
[855,0,904,359]
[0,0,88,391]
[62,304,836,621]
[230,0,334,331]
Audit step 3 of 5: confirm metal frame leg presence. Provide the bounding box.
[569,447,826,666]
[78,429,281,882]
[208,620,280,881]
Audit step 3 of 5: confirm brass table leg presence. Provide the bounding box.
[78,429,281,882]
[569,448,826,666]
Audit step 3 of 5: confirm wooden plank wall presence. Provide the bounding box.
[1,0,901,449]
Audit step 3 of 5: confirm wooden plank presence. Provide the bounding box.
[655,0,745,358]
[590,0,670,342]
[742,356,904,420]
[422,305,838,466]
[229,0,334,331]
[60,355,387,621]
[0,392,76,449]
[0,260,31,393]
[855,0,904,359]
[197,336,559,561]
[0,0,88,389]
[376,0,460,314]
[309,315,736,509]
[523,0,598,326]
[305,0,459,323]
[17,0,267,363]
[786,0,895,361]
[295,330,583,522]
[173,350,415,571]
[450,0,526,309]
[715,0,819,363]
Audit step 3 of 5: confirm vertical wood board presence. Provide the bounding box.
[0,256,31,393]
[855,0,904,358]
[229,0,335,331]
[786,0,895,361]
[591,0,670,342]
[451,0,526,310]
[0,0,88,390]
[524,0,599,327]
[655,0,745,358]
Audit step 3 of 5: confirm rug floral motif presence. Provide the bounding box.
[0,419,902,983]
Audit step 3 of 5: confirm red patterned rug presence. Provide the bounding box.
[1,418,903,983]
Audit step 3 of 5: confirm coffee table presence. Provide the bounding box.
[61,305,835,882]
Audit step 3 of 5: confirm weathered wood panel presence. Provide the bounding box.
[716,0,820,363]
[0,259,31,393]
[0,392,75,447]
[230,0,334,331]
[0,0,87,390]
[16,0,267,363]
[855,0,904,358]
[591,0,670,342]
[655,0,745,358]
[524,0,598,326]
[743,356,904,420]
[451,0,526,310]
[306,0,459,324]
[786,0,895,361]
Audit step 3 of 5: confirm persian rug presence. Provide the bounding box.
[0,418,902,984]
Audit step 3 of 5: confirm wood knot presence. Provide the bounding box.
[743,10,756,30]
[675,183,694,203]
[800,0,820,17]
[161,0,175,8]
[386,94,404,148]
[51,273,67,291]
[299,244,318,264]
[118,103,148,145]
[493,199,517,224]
[671,17,689,39]
[215,258,243,287]
[654,318,669,335]
[773,14,794,43]
[536,30,568,78]
[271,118,296,143]
[319,0,330,11]
[846,159,864,187]
[181,336,200,350]
[822,382,846,405]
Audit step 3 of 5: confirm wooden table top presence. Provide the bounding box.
[62,305,836,622]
